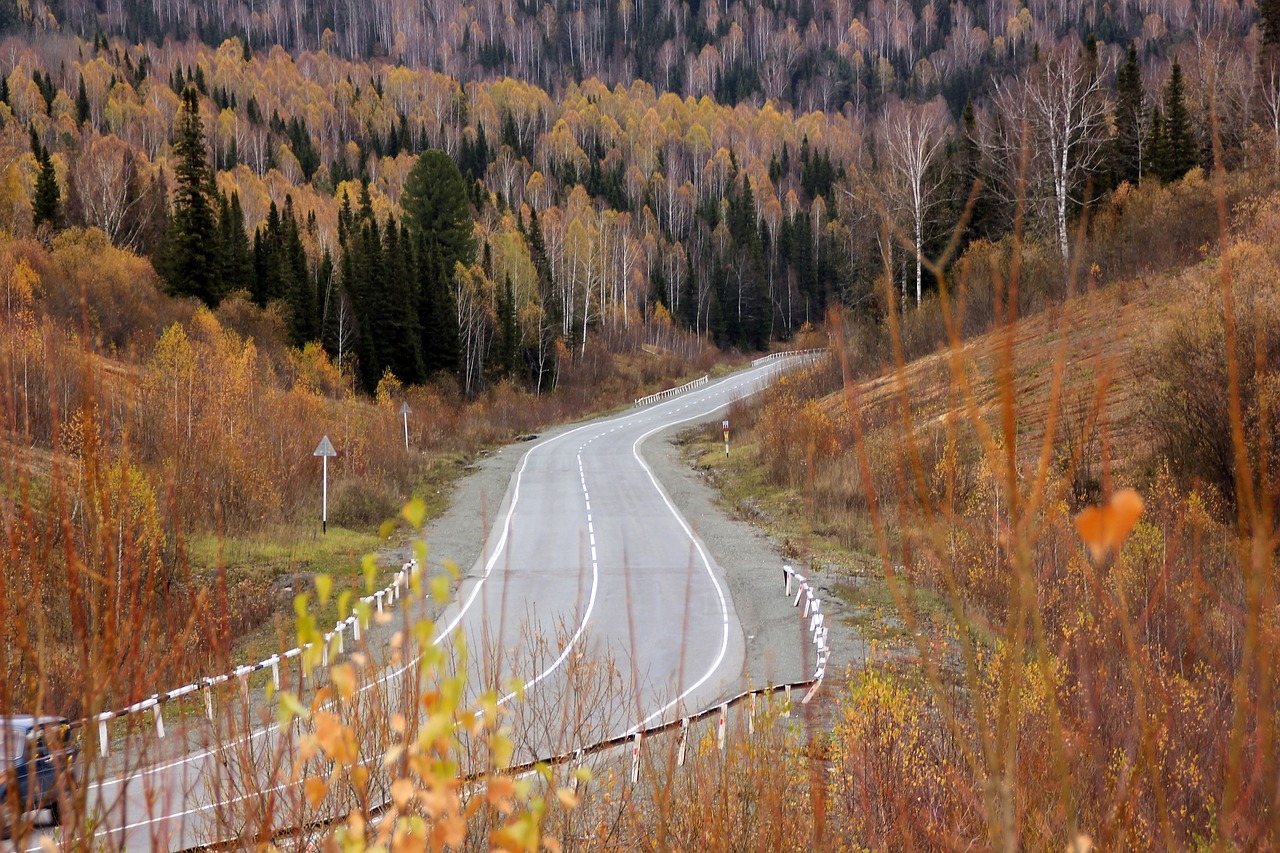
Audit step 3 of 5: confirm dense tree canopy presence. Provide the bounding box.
[0,0,1268,392]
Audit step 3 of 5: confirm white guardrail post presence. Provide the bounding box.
[630,733,642,783]
[71,560,421,754]
[76,550,831,826]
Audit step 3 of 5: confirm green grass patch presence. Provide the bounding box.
[185,523,385,583]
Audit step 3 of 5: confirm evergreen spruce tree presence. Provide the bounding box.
[1145,110,1166,179]
[497,274,519,378]
[30,130,61,233]
[1157,63,1197,183]
[253,200,285,304]
[1112,44,1145,186]
[372,218,423,384]
[284,197,319,346]
[352,212,384,393]
[163,87,222,305]
[726,175,768,349]
[76,76,90,126]
[415,236,461,376]
[219,192,253,293]
[402,150,472,377]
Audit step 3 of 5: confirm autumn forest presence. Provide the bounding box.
[2,0,1280,846]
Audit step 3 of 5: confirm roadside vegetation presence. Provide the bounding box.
[678,159,1280,845]
[3,0,1280,847]
[0,221,719,724]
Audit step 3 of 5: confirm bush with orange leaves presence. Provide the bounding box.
[757,370,844,489]
[261,505,588,853]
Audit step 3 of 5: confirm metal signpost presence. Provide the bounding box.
[722,419,730,456]
[314,435,337,533]
[399,402,411,450]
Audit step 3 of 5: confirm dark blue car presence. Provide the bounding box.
[0,716,78,839]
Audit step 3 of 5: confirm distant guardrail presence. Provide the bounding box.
[634,374,710,406]
[751,348,828,367]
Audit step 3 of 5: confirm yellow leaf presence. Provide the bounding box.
[315,574,333,605]
[304,776,328,808]
[555,787,580,809]
[440,813,466,846]
[487,775,516,811]
[402,497,427,528]
[391,777,415,809]
[331,663,357,699]
[314,712,344,756]
[431,575,449,603]
[277,692,311,726]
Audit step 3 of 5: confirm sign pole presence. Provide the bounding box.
[722,419,730,456]
[399,402,411,450]
[314,435,338,534]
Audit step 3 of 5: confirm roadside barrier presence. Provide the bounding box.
[489,561,830,780]
[634,374,709,406]
[177,557,833,850]
[77,559,424,757]
[59,525,831,842]
[633,349,827,409]
[751,348,828,367]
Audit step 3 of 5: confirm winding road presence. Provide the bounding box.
[6,355,810,852]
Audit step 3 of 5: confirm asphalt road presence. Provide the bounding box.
[439,359,803,749]
[4,357,805,852]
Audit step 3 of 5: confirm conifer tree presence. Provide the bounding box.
[416,235,461,376]
[1261,0,1280,45]
[253,201,285,304]
[1145,110,1165,180]
[219,192,253,292]
[30,130,61,233]
[372,218,423,384]
[76,75,90,126]
[1156,63,1197,183]
[284,197,319,346]
[1112,44,1145,186]
[497,274,519,378]
[402,150,472,377]
[163,87,222,305]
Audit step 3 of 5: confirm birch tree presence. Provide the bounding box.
[879,95,951,306]
[989,40,1108,264]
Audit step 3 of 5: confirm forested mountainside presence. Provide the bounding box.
[4,0,1272,113]
[0,2,1277,396]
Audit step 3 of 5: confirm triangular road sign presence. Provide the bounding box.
[313,435,337,457]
